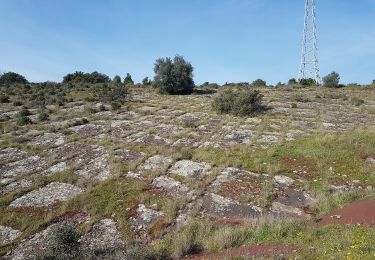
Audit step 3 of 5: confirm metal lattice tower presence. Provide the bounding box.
[299,0,321,84]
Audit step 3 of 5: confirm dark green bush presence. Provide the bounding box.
[288,78,298,85]
[40,224,81,260]
[142,77,152,86]
[212,88,264,116]
[112,75,122,85]
[323,71,340,88]
[111,102,121,110]
[93,83,128,104]
[19,108,31,117]
[38,111,49,121]
[16,114,32,126]
[63,71,110,84]
[69,118,89,127]
[13,100,23,107]
[0,95,10,103]
[0,72,28,84]
[124,73,134,86]
[252,79,267,87]
[299,78,317,86]
[153,55,194,95]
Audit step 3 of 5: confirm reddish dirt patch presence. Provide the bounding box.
[184,244,297,260]
[311,199,375,227]
[282,157,318,180]
[216,174,264,203]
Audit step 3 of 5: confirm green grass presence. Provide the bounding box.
[195,128,375,186]
[155,218,375,259]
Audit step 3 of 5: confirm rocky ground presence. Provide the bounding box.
[0,86,374,259]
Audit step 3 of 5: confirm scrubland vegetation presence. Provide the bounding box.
[0,57,374,259]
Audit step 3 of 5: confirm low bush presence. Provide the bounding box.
[13,100,23,106]
[299,78,317,86]
[40,224,81,260]
[212,88,264,116]
[0,95,10,103]
[350,97,365,106]
[38,111,49,121]
[16,114,32,126]
[252,79,267,87]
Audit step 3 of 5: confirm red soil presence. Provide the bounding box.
[184,244,297,260]
[311,199,375,227]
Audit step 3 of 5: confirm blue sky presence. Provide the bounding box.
[0,0,374,84]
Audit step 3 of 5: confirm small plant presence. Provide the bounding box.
[19,107,31,116]
[99,104,106,111]
[350,97,364,106]
[13,100,23,106]
[38,111,49,121]
[0,95,10,103]
[16,109,32,126]
[291,103,298,108]
[40,224,81,260]
[69,118,89,127]
[212,88,264,116]
[111,102,121,110]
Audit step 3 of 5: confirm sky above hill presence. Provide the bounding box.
[0,0,374,84]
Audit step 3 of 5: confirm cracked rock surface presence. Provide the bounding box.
[9,182,84,208]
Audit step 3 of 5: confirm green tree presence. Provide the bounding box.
[288,78,297,85]
[323,71,340,88]
[62,71,110,83]
[153,55,194,94]
[142,77,151,86]
[252,79,267,87]
[124,73,134,85]
[0,72,28,84]
[112,75,122,85]
[299,78,316,86]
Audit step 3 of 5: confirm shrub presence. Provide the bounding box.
[0,72,28,84]
[153,55,194,94]
[16,114,31,126]
[124,73,134,86]
[212,88,264,116]
[142,77,152,86]
[288,78,297,85]
[19,107,31,116]
[252,79,267,87]
[69,118,89,127]
[112,75,122,85]
[350,97,365,106]
[323,71,340,88]
[93,83,128,104]
[13,100,23,107]
[41,224,81,260]
[38,111,49,121]
[62,71,110,84]
[0,95,10,103]
[111,102,121,110]
[299,78,317,86]
[291,103,298,108]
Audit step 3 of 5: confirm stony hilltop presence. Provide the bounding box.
[1,85,375,259]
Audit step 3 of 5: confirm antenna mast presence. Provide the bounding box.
[299,0,321,84]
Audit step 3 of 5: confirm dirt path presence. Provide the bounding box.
[184,244,297,260]
[312,199,375,227]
